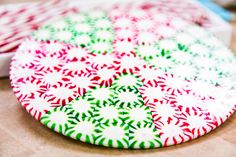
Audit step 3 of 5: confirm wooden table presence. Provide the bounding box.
[0,1,236,156]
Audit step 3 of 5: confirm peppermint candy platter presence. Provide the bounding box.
[10,5,236,149]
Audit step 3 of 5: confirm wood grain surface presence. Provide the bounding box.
[0,1,236,156]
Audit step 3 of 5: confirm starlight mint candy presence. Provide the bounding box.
[10,8,236,149]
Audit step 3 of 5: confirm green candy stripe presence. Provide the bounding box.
[32,28,54,41]
[93,29,114,43]
[112,87,144,108]
[129,122,162,149]
[65,116,100,144]
[123,105,153,126]
[170,43,193,65]
[195,67,227,85]
[95,122,129,148]
[93,103,125,124]
[65,96,96,118]
[87,39,113,54]
[135,44,159,61]
[70,33,92,47]
[147,52,173,72]
[40,106,75,134]
[40,105,162,149]
[84,86,115,105]
[111,73,143,90]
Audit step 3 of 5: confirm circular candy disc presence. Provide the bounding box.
[10,5,236,149]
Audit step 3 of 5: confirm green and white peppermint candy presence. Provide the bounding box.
[123,105,153,126]
[84,86,114,105]
[95,122,129,148]
[53,29,75,43]
[157,39,179,52]
[40,106,75,134]
[111,73,143,90]
[211,47,236,63]
[147,51,173,72]
[171,44,193,65]
[113,88,144,108]
[32,28,53,41]
[65,116,100,144]
[65,96,95,118]
[168,64,196,80]
[73,22,92,34]
[188,43,211,57]
[47,19,70,30]
[129,123,162,149]
[87,39,113,54]
[93,29,114,42]
[135,44,159,61]
[93,103,125,124]
[195,67,225,85]
[93,17,113,30]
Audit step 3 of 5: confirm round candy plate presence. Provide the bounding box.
[10,7,236,149]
